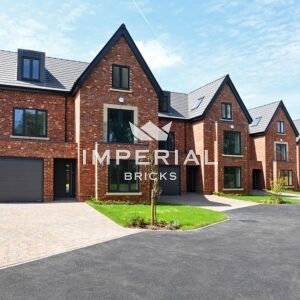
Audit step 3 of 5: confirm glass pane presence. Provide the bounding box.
[37,111,46,136]
[121,67,129,89]
[226,104,232,118]
[235,167,241,187]
[32,59,40,80]
[112,66,120,88]
[121,110,133,143]
[108,161,118,191]
[129,161,139,192]
[107,109,119,142]
[22,58,30,78]
[24,109,36,136]
[14,109,24,135]
[221,104,225,118]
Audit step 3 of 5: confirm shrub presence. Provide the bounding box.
[268,177,285,204]
[129,216,148,228]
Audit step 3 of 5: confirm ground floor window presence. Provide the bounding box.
[224,167,242,188]
[279,170,293,186]
[108,160,139,192]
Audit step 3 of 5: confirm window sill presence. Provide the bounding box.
[222,154,244,157]
[220,118,233,122]
[106,192,142,196]
[223,188,244,191]
[109,88,133,93]
[10,135,49,141]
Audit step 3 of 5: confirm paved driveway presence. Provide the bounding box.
[0,202,140,269]
[0,205,299,300]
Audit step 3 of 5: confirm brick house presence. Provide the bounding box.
[249,101,299,190]
[159,75,252,195]
[0,24,298,202]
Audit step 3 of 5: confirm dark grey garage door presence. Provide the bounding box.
[0,157,43,202]
[159,166,181,195]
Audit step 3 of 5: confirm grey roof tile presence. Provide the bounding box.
[162,75,227,120]
[248,101,280,134]
[0,50,88,92]
[293,119,300,141]
[159,92,188,119]
[188,75,226,119]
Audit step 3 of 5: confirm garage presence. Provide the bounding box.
[0,157,43,202]
[159,165,181,195]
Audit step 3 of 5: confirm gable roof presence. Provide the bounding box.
[249,100,299,136]
[0,24,162,96]
[161,74,252,122]
[0,50,88,92]
[71,24,163,97]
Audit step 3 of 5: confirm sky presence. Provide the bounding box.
[1,0,300,119]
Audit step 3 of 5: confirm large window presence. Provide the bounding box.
[107,108,134,143]
[13,108,47,137]
[280,170,293,186]
[223,131,241,155]
[108,160,139,192]
[112,65,129,90]
[277,121,285,134]
[22,57,40,80]
[159,132,175,151]
[221,102,232,120]
[224,167,242,188]
[275,143,287,161]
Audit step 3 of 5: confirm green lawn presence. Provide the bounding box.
[222,194,300,204]
[87,201,227,230]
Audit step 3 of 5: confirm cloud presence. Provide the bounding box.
[136,39,183,70]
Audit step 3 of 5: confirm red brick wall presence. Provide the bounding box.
[201,83,250,194]
[78,36,159,202]
[0,90,77,201]
[264,106,297,189]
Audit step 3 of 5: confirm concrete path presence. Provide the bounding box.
[160,193,259,211]
[0,202,140,269]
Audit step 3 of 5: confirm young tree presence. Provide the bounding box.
[147,149,161,226]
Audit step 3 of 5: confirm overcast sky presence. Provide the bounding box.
[1,0,300,119]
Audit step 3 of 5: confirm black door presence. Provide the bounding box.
[252,169,262,189]
[54,159,76,198]
[186,166,197,192]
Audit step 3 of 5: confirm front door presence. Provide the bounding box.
[54,159,76,198]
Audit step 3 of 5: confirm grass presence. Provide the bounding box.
[87,201,227,230]
[222,194,300,204]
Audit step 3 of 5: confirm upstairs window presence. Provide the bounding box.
[159,93,170,113]
[22,57,40,80]
[275,143,287,161]
[112,65,129,90]
[221,102,232,120]
[223,131,241,155]
[17,49,45,82]
[277,121,285,133]
[107,108,134,143]
[159,132,175,151]
[13,108,47,137]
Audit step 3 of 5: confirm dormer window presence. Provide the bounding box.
[17,49,45,82]
[159,92,170,113]
[22,57,40,80]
